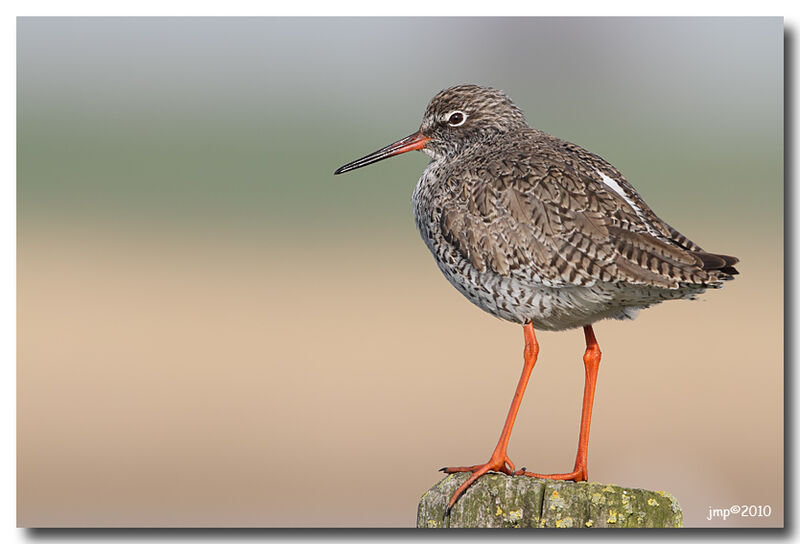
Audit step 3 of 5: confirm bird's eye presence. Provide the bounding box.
[446,111,467,127]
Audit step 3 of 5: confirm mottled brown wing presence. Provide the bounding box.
[438,140,730,288]
[556,139,707,253]
[554,138,738,278]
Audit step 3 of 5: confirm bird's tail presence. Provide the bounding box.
[692,251,740,278]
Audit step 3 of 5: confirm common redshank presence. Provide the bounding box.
[334,84,738,512]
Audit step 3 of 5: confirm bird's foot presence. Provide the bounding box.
[514,465,587,482]
[439,454,517,511]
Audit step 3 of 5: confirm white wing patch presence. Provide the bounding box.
[595,170,661,236]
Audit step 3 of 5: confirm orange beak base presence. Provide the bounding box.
[334,131,429,175]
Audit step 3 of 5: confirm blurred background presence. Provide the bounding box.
[18,17,782,527]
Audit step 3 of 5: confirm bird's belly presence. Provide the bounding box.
[434,253,704,330]
[430,252,606,330]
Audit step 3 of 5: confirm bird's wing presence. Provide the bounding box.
[557,140,707,253]
[438,137,737,288]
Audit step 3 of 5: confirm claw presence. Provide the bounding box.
[442,505,451,524]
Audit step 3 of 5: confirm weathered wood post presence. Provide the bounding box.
[417,473,682,528]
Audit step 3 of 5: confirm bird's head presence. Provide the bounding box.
[334,84,527,175]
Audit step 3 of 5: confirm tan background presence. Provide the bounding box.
[18,17,783,527]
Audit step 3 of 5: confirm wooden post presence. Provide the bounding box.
[417,473,683,528]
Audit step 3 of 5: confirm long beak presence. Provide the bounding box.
[334,131,430,175]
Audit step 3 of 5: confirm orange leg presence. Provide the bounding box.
[517,324,601,481]
[441,324,603,513]
[440,322,540,510]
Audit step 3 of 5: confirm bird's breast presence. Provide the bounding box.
[411,160,445,242]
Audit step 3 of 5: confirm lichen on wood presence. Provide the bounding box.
[417,473,682,528]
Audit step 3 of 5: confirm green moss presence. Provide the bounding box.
[417,473,683,528]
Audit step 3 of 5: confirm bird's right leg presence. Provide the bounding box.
[439,323,540,511]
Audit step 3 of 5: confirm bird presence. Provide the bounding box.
[333,84,738,513]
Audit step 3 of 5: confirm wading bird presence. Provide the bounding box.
[334,84,738,511]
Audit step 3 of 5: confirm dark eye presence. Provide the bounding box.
[446,111,467,127]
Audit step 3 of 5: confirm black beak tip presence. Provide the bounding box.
[333,130,426,177]
[334,162,362,176]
